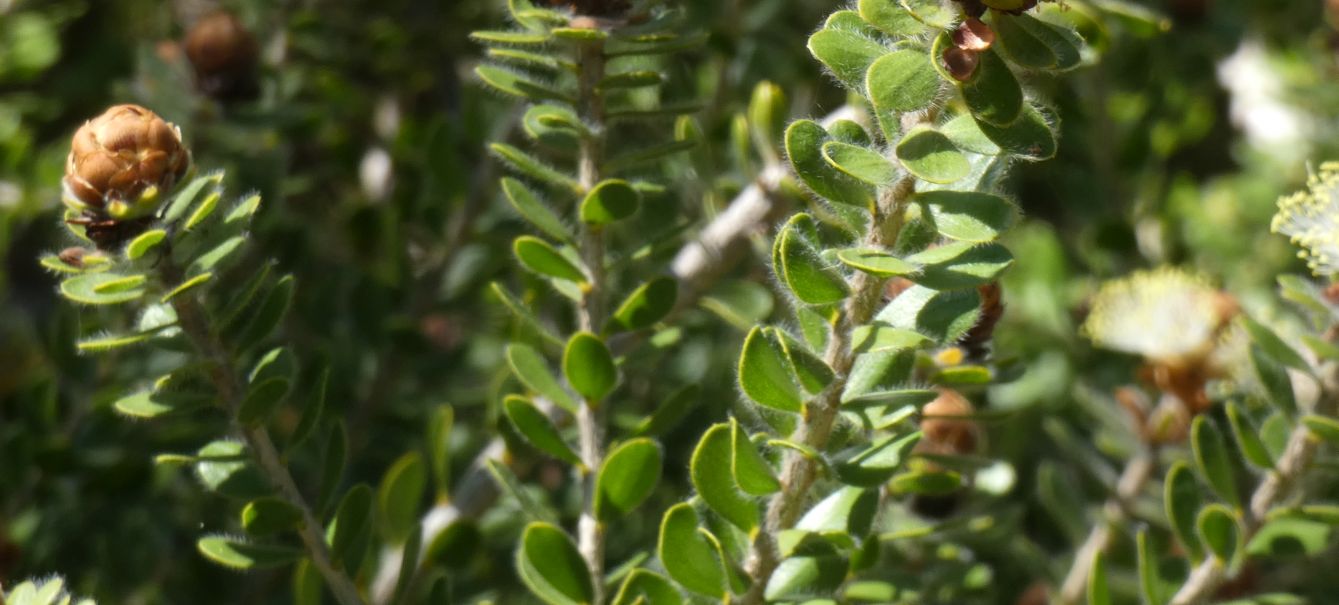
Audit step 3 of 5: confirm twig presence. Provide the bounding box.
[1169,365,1339,605]
[1057,448,1157,604]
[739,173,916,604]
[573,37,610,604]
[162,261,366,605]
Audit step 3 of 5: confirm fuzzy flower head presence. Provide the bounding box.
[1082,267,1235,363]
[1272,162,1339,277]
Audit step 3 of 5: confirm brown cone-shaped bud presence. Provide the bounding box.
[953,18,995,51]
[63,104,190,213]
[943,47,980,82]
[918,388,979,455]
[184,11,260,101]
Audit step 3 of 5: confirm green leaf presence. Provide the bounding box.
[658,503,726,597]
[503,177,573,242]
[1253,346,1298,416]
[608,277,677,333]
[634,385,700,437]
[329,484,374,572]
[240,497,303,536]
[959,50,1023,127]
[188,236,247,276]
[485,459,558,524]
[516,522,595,605]
[1226,401,1274,469]
[807,28,887,89]
[470,30,551,45]
[939,113,1002,155]
[738,326,803,413]
[492,282,565,346]
[60,272,147,305]
[834,432,922,486]
[895,125,969,184]
[161,272,213,303]
[491,142,580,192]
[580,179,641,224]
[514,236,586,283]
[1242,315,1311,374]
[836,248,919,277]
[822,141,897,186]
[378,452,427,543]
[899,0,955,28]
[764,549,848,601]
[875,284,981,344]
[917,190,1018,242]
[1088,552,1111,605]
[1192,416,1240,509]
[785,120,875,207]
[237,377,291,426]
[507,344,579,413]
[889,469,962,494]
[842,388,938,409]
[1197,504,1241,563]
[798,486,878,536]
[317,422,348,514]
[1303,415,1339,445]
[907,241,1014,290]
[563,332,618,401]
[289,366,327,450]
[691,423,760,531]
[1166,462,1206,561]
[195,440,268,499]
[1248,516,1332,558]
[595,438,664,521]
[125,229,167,260]
[551,26,609,41]
[1136,529,1178,605]
[475,65,572,102]
[993,13,1081,71]
[183,191,221,231]
[197,535,301,570]
[611,569,683,605]
[598,70,663,91]
[867,49,941,117]
[774,214,849,305]
[428,404,454,499]
[390,518,423,605]
[858,0,930,36]
[505,395,581,465]
[162,173,223,224]
[851,322,931,354]
[772,328,834,394]
[731,419,781,495]
[975,102,1058,161]
[236,275,295,352]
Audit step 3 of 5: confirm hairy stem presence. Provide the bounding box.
[164,262,365,605]
[1169,366,1339,605]
[741,174,916,604]
[1058,447,1157,604]
[575,36,609,604]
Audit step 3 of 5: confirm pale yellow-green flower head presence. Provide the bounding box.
[1273,162,1339,276]
[1082,267,1231,362]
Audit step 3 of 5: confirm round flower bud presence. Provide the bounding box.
[918,388,979,455]
[184,11,259,101]
[63,104,190,218]
[942,47,980,82]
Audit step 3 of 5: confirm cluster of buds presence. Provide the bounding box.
[1082,267,1240,443]
[184,11,259,102]
[942,17,996,82]
[62,104,191,249]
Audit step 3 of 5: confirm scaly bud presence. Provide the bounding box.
[953,18,996,52]
[942,47,980,82]
[184,11,260,101]
[63,104,190,217]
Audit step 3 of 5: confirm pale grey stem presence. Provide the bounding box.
[1169,364,1339,605]
[739,173,917,605]
[1057,448,1157,605]
[165,265,365,605]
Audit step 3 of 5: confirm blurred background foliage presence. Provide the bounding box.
[3,0,1339,603]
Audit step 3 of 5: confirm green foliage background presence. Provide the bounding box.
[3,0,1339,603]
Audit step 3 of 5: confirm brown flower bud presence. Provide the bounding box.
[63,104,190,218]
[953,18,996,52]
[942,47,980,82]
[919,388,979,455]
[960,282,1004,359]
[184,11,259,101]
[535,0,631,17]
